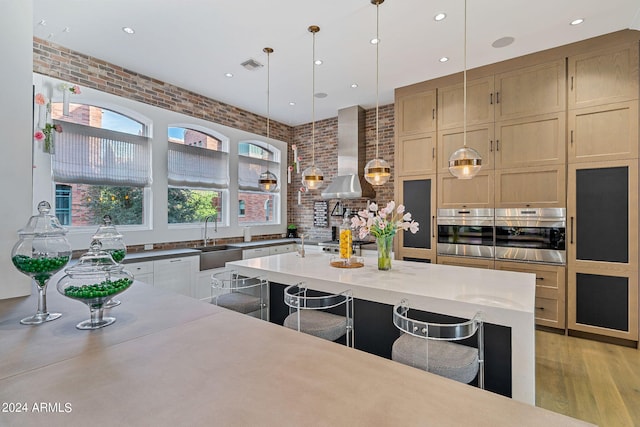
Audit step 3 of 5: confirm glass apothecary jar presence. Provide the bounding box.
[56,240,134,330]
[92,215,127,308]
[11,201,71,325]
[92,215,126,263]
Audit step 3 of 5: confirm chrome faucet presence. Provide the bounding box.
[203,213,218,247]
[297,234,306,258]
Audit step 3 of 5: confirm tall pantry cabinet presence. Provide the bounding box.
[566,42,640,342]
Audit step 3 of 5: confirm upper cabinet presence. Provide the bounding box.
[437,124,494,172]
[437,76,495,130]
[397,133,436,176]
[568,43,639,110]
[396,89,437,136]
[494,59,566,121]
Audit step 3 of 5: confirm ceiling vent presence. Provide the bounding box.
[241,58,263,71]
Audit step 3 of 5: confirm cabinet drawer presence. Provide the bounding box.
[437,171,494,209]
[270,244,295,255]
[495,166,566,208]
[535,296,560,323]
[243,247,270,259]
[124,261,153,275]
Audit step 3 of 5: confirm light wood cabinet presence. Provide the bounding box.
[494,59,566,121]
[495,166,565,208]
[396,175,436,262]
[437,171,494,209]
[438,255,494,269]
[568,101,639,164]
[567,160,639,341]
[495,113,566,169]
[397,132,436,176]
[568,43,639,110]
[396,89,437,136]
[496,261,566,329]
[437,124,494,172]
[437,76,494,130]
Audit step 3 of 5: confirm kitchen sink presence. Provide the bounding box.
[194,245,242,271]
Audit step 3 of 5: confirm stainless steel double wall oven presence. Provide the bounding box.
[437,208,566,265]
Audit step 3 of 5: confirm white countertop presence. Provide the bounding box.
[228,252,536,404]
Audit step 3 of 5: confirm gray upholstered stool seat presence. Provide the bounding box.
[392,299,484,388]
[283,283,354,347]
[211,270,268,319]
[215,292,262,314]
[392,333,479,384]
[283,310,347,342]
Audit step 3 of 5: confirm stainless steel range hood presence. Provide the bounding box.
[321,106,376,200]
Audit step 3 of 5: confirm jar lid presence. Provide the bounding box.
[65,240,123,275]
[18,201,67,236]
[92,215,123,240]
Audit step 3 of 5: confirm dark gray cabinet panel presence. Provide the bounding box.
[576,273,629,331]
[575,167,628,263]
[402,179,431,249]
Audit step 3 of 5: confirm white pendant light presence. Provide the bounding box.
[301,25,324,191]
[448,0,482,180]
[364,0,391,186]
[258,47,279,192]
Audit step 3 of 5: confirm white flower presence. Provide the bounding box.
[403,212,412,221]
[396,204,405,214]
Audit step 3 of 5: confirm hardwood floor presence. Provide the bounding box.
[536,330,640,426]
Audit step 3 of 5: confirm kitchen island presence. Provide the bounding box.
[228,252,536,404]
[0,278,591,426]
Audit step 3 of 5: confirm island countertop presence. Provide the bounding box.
[0,279,592,427]
[228,252,537,404]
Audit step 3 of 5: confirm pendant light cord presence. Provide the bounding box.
[463,0,467,148]
[311,30,316,167]
[266,49,270,140]
[375,2,380,158]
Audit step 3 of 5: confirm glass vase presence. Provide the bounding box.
[376,234,393,271]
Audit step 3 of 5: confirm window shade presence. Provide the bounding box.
[168,141,229,189]
[52,120,151,187]
[238,155,280,192]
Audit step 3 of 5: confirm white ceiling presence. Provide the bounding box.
[33,0,640,126]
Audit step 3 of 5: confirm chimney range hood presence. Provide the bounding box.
[321,106,376,200]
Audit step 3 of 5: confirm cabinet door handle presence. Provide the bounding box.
[496,139,500,151]
[432,109,435,120]
[536,277,544,281]
[570,76,574,91]
[490,140,493,152]
[432,216,435,238]
[170,259,182,263]
[496,91,500,104]
[570,130,574,145]
[536,306,545,311]
[570,216,574,244]
[432,147,435,159]
[490,93,493,105]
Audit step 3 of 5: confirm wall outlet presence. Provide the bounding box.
[144,244,154,250]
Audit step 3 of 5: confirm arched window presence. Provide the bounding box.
[237,141,280,225]
[167,126,229,224]
[50,104,150,226]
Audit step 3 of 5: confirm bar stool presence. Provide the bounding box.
[391,299,484,388]
[283,283,354,347]
[211,270,268,320]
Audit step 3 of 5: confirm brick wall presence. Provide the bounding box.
[33,38,396,245]
[287,104,395,241]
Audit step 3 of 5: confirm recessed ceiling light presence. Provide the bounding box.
[434,13,447,21]
[289,102,296,106]
[439,57,449,63]
[570,18,584,26]
[122,27,135,34]
[38,19,46,26]
[351,83,358,88]
[314,92,328,99]
[224,73,233,78]
[492,36,515,48]
[314,59,323,65]
[63,27,70,33]
[370,38,380,45]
